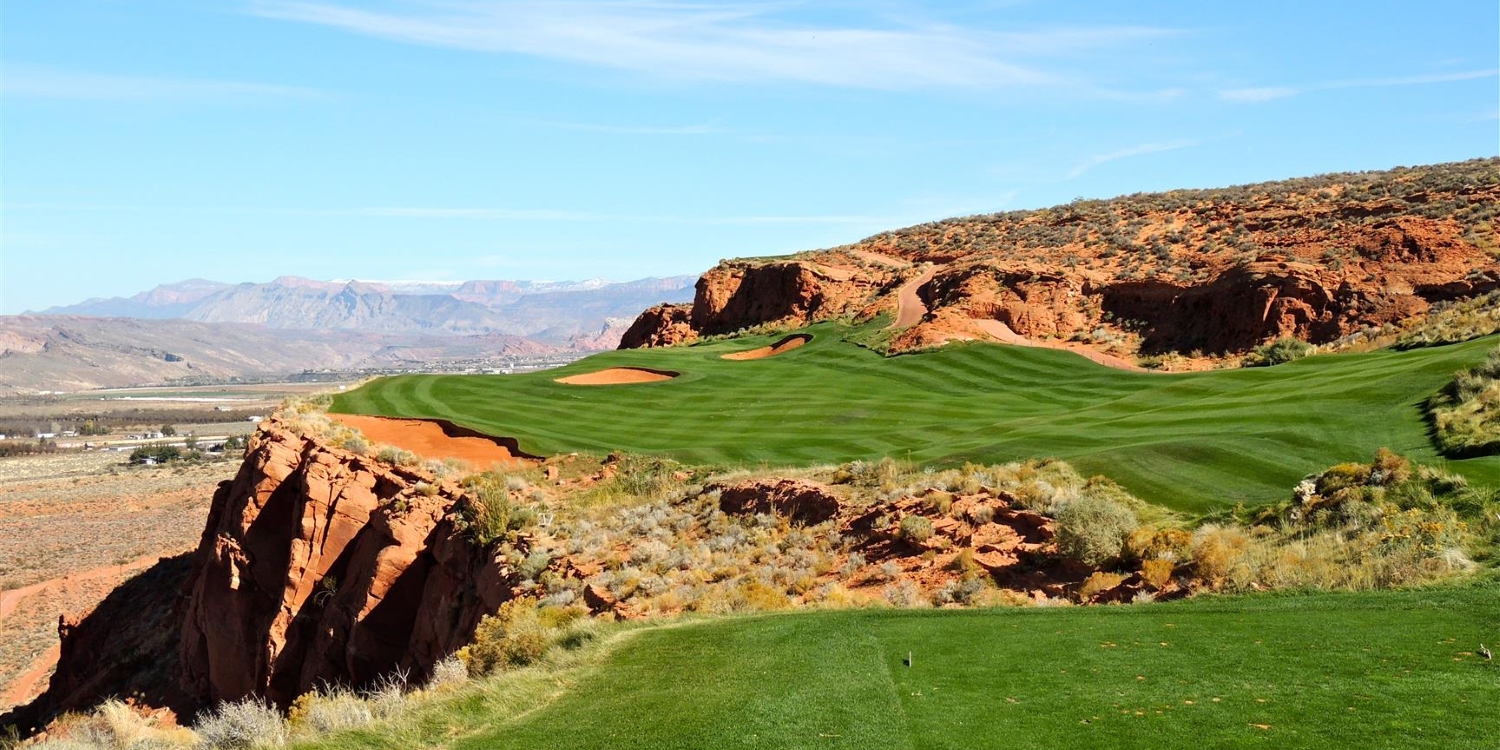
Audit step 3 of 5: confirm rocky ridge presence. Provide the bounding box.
[622,159,1500,364]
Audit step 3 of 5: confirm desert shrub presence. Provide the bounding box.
[899,515,934,543]
[457,474,538,547]
[459,598,548,676]
[1190,525,1250,588]
[374,446,420,467]
[1428,344,1500,456]
[1055,495,1137,566]
[338,434,369,454]
[1140,558,1175,589]
[967,504,996,525]
[1124,526,1191,562]
[835,456,913,490]
[1243,337,1314,366]
[1077,571,1126,600]
[519,551,552,581]
[27,700,195,749]
[425,656,468,691]
[1393,291,1500,349]
[932,577,988,605]
[288,687,371,735]
[882,580,926,607]
[194,698,288,749]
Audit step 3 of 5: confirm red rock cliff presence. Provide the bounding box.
[621,159,1500,360]
[178,418,523,707]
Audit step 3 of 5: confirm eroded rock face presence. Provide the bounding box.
[178,419,520,707]
[618,303,695,349]
[620,161,1500,361]
[620,258,896,349]
[713,479,842,525]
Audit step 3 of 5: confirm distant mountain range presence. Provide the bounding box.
[0,275,696,393]
[39,275,697,344]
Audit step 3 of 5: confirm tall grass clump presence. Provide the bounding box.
[193,698,288,749]
[1427,344,1500,456]
[457,472,539,547]
[1193,449,1497,591]
[26,700,196,749]
[1393,291,1500,349]
[458,598,600,677]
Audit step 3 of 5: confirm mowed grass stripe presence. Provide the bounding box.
[331,323,1499,512]
[430,584,1498,750]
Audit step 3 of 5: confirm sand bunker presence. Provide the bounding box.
[555,367,679,385]
[331,414,533,466]
[972,319,1152,373]
[722,334,813,360]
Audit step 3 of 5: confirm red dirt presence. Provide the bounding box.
[895,265,938,328]
[3,644,59,710]
[849,250,908,267]
[0,555,161,623]
[721,334,812,360]
[555,367,679,385]
[0,553,166,710]
[330,414,528,467]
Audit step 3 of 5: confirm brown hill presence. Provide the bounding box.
[622,159,1500,365]
[0,317,554,395]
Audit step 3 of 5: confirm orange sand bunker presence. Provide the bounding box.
[721,334,812,360]
[972,319,1151,372]
[331,414,532,466]
[555,367,679,385]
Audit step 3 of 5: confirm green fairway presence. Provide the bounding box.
[305,584,1499,750]
[331,325,1500,512]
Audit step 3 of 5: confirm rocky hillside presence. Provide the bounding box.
[622,159,1500,363]
[3,416,1125,731]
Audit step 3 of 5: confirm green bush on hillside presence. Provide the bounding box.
[1243,337,1313,366]
[1428,344,1500,456]
[458,598,597,677]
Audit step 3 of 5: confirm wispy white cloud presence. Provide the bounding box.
[0,64,317,101]
[246,1,1180,91]
[1065,139,1199,180]
[1220,68,1497,102]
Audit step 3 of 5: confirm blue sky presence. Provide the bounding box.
[2,1,1496,313]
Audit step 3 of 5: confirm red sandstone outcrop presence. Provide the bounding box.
[621,160,1500,363]
[177,418,525,707]
[620,257,898,348]
[713,478,842,525]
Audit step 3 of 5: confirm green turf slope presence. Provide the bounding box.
[331,325,1500,512]
[308,584,1498,750]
